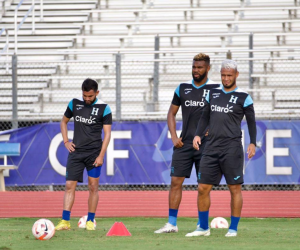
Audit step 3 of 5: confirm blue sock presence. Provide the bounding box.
[199,211,209,230]
[62,210,71,221]
[229,216,240,231]
[197,218,200,227]
[87,212,95,222]
[168,209,178,226]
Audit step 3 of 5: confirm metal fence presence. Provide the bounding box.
[1,55,300,131]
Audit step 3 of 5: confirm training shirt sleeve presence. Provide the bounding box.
[171,84,181,106]
[243,100,257,146]
[195,94,211,137]
[64,99,74,118]
[103,104,112,125]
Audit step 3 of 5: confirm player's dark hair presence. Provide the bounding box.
[193,53,210,65]
[82,78,98,92]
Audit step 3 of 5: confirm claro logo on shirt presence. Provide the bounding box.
[211,104,233,113]
[185,99,205,107]
[75,116,96,124]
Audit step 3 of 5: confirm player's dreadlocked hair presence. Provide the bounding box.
[82,78,98,92]
[193,53,210,65]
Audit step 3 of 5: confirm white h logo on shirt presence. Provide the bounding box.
[229,95,238,104]
[91,107,99,116]
[203,89,210,97]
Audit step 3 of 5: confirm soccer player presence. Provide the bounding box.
[186,59,256,237]
[154,53,220,233]
[55,78,112,231]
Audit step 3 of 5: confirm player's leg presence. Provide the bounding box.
[63,180,78,211]
[227,184,243,236]
[185,183,212,237]
[154,145,193,233]
[169,176,185,222]
[221,145,244,237]
[186,153,221,237]
[85,152,102,230]
[56,152,84,230]
[154,177,185,234]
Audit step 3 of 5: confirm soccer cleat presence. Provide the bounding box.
[185,227,210,237]
[86,220,96,231]
[55,220,71,231]
[225,229,237,237]
[154,223,178,233]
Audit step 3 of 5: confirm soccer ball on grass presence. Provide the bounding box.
[78,215,97,228]
[32,219,55,240]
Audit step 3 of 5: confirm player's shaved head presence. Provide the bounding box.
[193,53,210,65]
[82,78,98,92]
[221,59,238,72]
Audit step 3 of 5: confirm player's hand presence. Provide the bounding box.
[65,141,75,152]
[93,156,104,167]
[172,137,184,148]
[247,144,256,159]
[193,136,201,150]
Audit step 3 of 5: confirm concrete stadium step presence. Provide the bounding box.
[8,2,97,11]
[0,41,73,48]
[1,16,89,23]
[41,102,145,113]
[3,28,81,36]
[4,10,90,17]
[0,95,40,104]
[0,68,56,75]
[0,82,48,89]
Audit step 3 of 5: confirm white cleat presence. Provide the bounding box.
[154,223,178,234]
[225,230,237,237]
[185,228,210,237]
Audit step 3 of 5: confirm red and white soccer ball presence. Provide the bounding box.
[210,217,229,228]
[78,215,97,228]
[32,219,55,240]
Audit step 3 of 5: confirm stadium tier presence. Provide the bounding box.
[0,0,300,122]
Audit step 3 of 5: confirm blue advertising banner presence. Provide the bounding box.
[0,121,299,186]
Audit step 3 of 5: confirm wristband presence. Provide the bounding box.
[64,141,69,144]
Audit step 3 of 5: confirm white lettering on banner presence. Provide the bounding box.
[107,131,131,176]
[266,130,292,175]
[49,131,74,176]
[167,131,181,139]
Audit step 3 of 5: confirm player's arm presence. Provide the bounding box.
[61,100,75,152]
[193,96,210,150]
[244,95,257,159]
[168,104,183,148]
[94,124,111,167]
[168,86,183,148]
[93,105,112,167]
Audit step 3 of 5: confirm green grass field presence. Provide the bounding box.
[0,217,299,250]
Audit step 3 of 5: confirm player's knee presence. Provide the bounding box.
[88,182,98,193]
[170,182,182,190]
[170,178,184,190]
[198,184,210,196]
[65,182,76,193]
[228,185,242,195]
